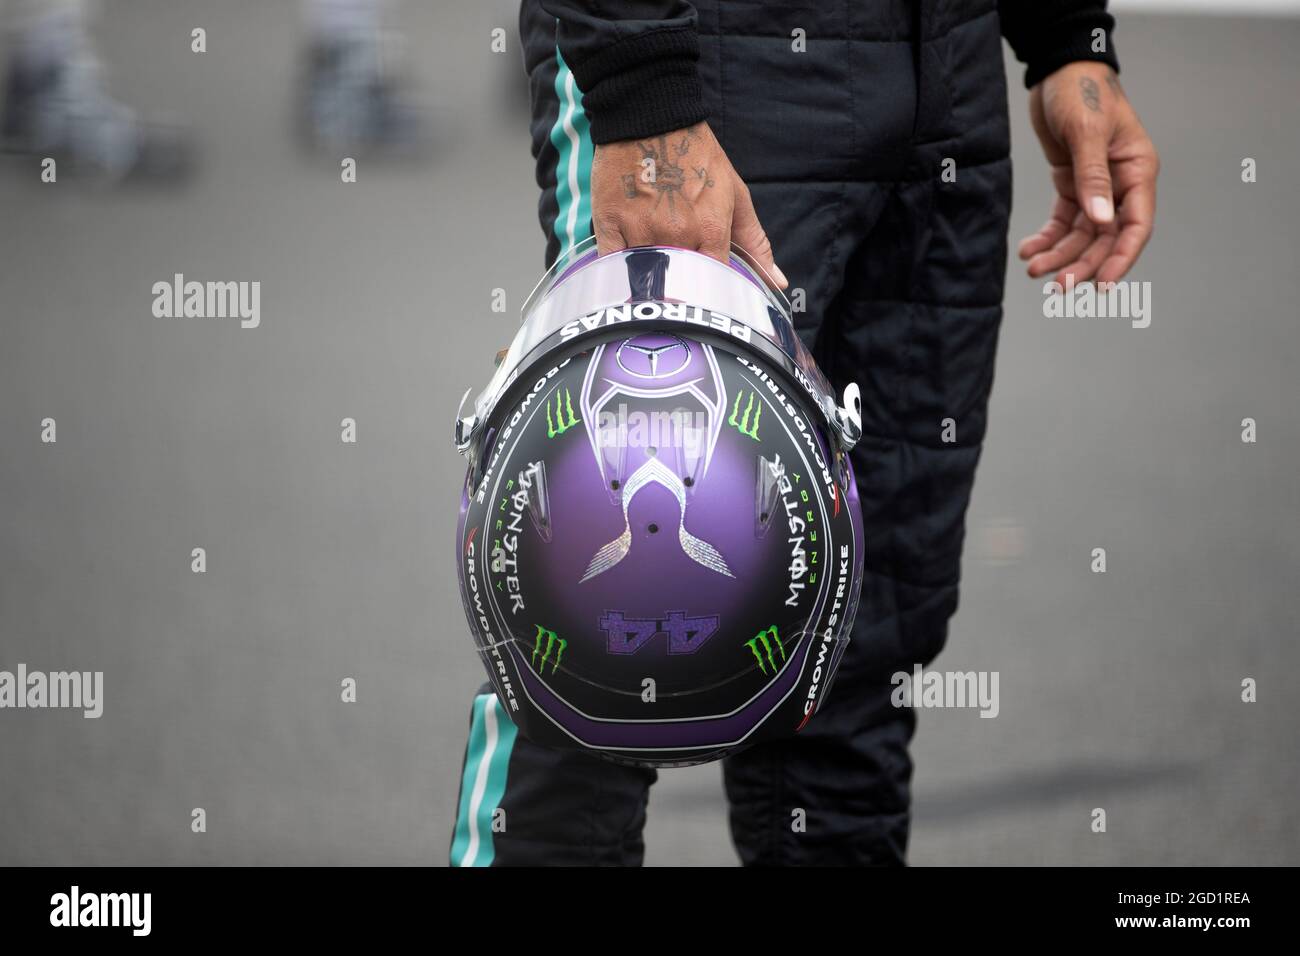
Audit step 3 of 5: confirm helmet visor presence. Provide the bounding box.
[471,239,841,442]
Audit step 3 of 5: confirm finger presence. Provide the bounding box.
[593,215,629,257]
[1017,217,1070,260]
[1055,231,1117,286]
[617,210,678,251]
[1096,177,1156,284]
[695,211,733,265]
[1065,124,1116,226]
[731,181,787,289]
[1027,216,1094,279]
[1018,196,1078,259]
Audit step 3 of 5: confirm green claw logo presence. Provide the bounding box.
[728,390,762,440]
[546,388,579,438]
[532,625,567,674]
[745,625,785,675]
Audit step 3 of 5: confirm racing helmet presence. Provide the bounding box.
[454,240,865,767]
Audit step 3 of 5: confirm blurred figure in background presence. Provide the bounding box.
[0,0,431,183]
[298,0,431,155]
[1,0,194,181]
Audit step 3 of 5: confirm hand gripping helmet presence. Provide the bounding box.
[454,240,864,767]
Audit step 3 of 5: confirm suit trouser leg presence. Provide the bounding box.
[722,135,1010,864]
[449,684,657,866]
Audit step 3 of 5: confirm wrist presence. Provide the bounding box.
[565,27,707,145]
[1011,1,1120,89]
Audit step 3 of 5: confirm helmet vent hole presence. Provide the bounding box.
[760,512,769,522]
[648,523,660,534]
[683,476,694,487]
[611,480,621,490]
[647,446,658,457]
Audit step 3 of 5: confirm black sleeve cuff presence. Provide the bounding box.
[564,27,707,144]
[1000,1,1121,88]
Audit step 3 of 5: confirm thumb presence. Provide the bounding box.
[731,180,787,289]
[1066,126,1116,226]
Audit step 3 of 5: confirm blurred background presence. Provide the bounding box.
[0,0,1296,865]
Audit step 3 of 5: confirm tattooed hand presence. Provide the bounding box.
[1020,62,1160,285]
[591,121,787,289]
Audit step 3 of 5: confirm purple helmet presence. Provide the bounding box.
[454,242,865,767]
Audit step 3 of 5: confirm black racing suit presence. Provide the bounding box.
[450,0,1119,866]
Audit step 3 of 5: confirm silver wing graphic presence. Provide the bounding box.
[580,455,733,582]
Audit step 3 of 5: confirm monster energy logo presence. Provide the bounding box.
[546,388,579,437]
[532,625,566,674]
[745,625,785,674]
[728,390,762,440]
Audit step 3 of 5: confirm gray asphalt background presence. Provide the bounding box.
[0,2,1296,865]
